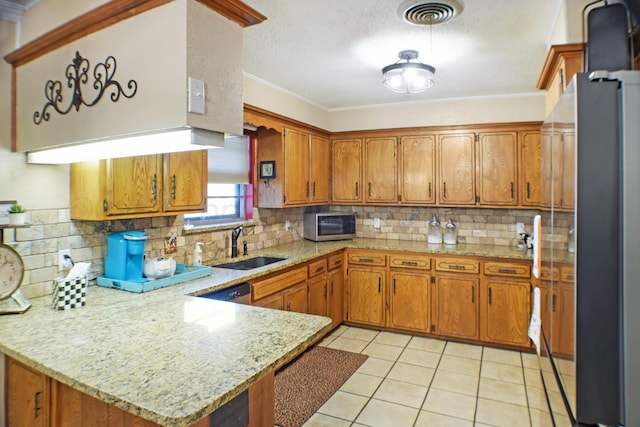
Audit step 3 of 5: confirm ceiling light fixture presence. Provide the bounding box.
[382,50,435,93]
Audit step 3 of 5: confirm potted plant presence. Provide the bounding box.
[7,204,27,226]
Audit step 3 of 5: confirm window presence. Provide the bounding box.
[185,135,251,226]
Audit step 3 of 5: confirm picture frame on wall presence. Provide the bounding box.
[259,161,276,179]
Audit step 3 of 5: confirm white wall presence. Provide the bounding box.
[548,0,600,46]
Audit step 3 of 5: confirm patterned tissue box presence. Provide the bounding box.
[52,277,87,310]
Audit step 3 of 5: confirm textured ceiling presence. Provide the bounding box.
[241,0,562,110]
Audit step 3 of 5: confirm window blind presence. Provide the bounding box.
[207,135,249,184]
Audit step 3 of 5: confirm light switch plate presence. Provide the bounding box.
[373,217,381,229]
[516,222,525,234]
[188,77,205,115]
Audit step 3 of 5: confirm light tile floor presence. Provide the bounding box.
[302,326,569,427]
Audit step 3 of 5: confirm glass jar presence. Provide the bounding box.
[427,214,442,244]
[444,219,457,245]
[567,227,575,253]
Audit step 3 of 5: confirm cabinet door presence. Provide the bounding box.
[53,380,109,426]
[483,280,531,346]
[477,132,517,205]
[284,282,308,313]
[283,128,310,205]
[253,292,284,310]
[7,358,50,427]
[520,131,541,206]
[433,275,479,339]
[163,150,207,212]
[328,267,344,328]
[347,267,385,326]
[555,281,575,356]
[561,132,575,210]
[364,137,397,203]
[107,155,162,215]
[308,274,328,317]
[539,131,563,208]
[389,271,429,333]
[438,133,476,205]
[331,139,362,203]
[399,135,436,205]
[310,135,330,204]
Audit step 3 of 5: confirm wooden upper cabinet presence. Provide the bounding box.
[163,151,208,212]
[438,133,475,205]
[331,138,363,204]
[107,155,162,215]
[520,131,541,206]
[399,135,436,205]
[283,128,311,205]
[477,132,518,206]
[255,125,330,208]
[71,151,208,220]
[364,137,397,203]
[539,130,564,208]
[561,132,575,210]
[537,43,584,115]
[310,135,330,203]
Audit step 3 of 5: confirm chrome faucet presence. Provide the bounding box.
[231,225,245,258]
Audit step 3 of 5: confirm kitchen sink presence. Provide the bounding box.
[213,256,287,270]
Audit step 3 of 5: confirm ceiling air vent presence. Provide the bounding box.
[397,0,464,25]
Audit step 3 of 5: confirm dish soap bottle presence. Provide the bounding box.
[444,219,457,245]
[427,214,442,244]
[194,242,204,265]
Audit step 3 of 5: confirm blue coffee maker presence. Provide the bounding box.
[104,231,148,283]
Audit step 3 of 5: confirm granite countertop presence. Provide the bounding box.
[0,238,573,426]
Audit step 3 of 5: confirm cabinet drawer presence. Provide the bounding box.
[389,253,430,270]
[539,266,559,281]
[484,261,530,279]
[347,251,386,267]
[328,253,344,270]
[434,257,480,274]
[561,265,575,282]
[251,266,307,301]
[308,259,327,277]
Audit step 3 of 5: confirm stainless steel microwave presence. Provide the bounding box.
[303,213,356,241]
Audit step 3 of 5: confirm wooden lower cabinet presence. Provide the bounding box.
[7,357,271,427]
[327,253,345,328]
[432,274,479,340]
[308,274,328,316]
[346,267,385,327]
[284,282,308,313]
[482,280,531,346]
[388,270,430,333]
[7,358,50,427]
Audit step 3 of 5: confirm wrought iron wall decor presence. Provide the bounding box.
[33,51,138,125]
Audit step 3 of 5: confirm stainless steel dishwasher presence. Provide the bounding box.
[197,282,251,304]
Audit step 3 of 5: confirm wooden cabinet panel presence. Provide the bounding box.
[308,275,328,317]
[52,381,110,427]
[561,132,575,209]
[399,135,436,205]
[346,267,385,326]
[389,253,430,270]
[520,131,541,206]
[283,128,311,205]
[328,267,344,328]
[484,261,530,279]
[364,137,397,203]
[477,132,517,205]
[328,252,344,271]
[310,135,330,203]
[7,358,50,427]
[251,267,307,301]
[483,280,531,346]
[163,151,207,212]
[433,274,479,340]
[347,250,386,267]
[434,257,480,274]
[107,155,162,215]
[539,131,563,208]
[252,292,284,310]
[284,282,308,313]
[389,271,429,333]
[331,138,363,203]
[438,133,476,205]
[307,259,327,277]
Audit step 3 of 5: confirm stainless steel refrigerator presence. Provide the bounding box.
[539,71,640,426]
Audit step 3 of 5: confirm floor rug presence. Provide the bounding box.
[275,345,368,427]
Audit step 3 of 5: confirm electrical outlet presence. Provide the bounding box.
[285,220,291,231]
[58,248,72,271]
[373,217,381,229]
[516,222,525,234]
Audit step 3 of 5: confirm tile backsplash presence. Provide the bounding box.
[5,205,572,299]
